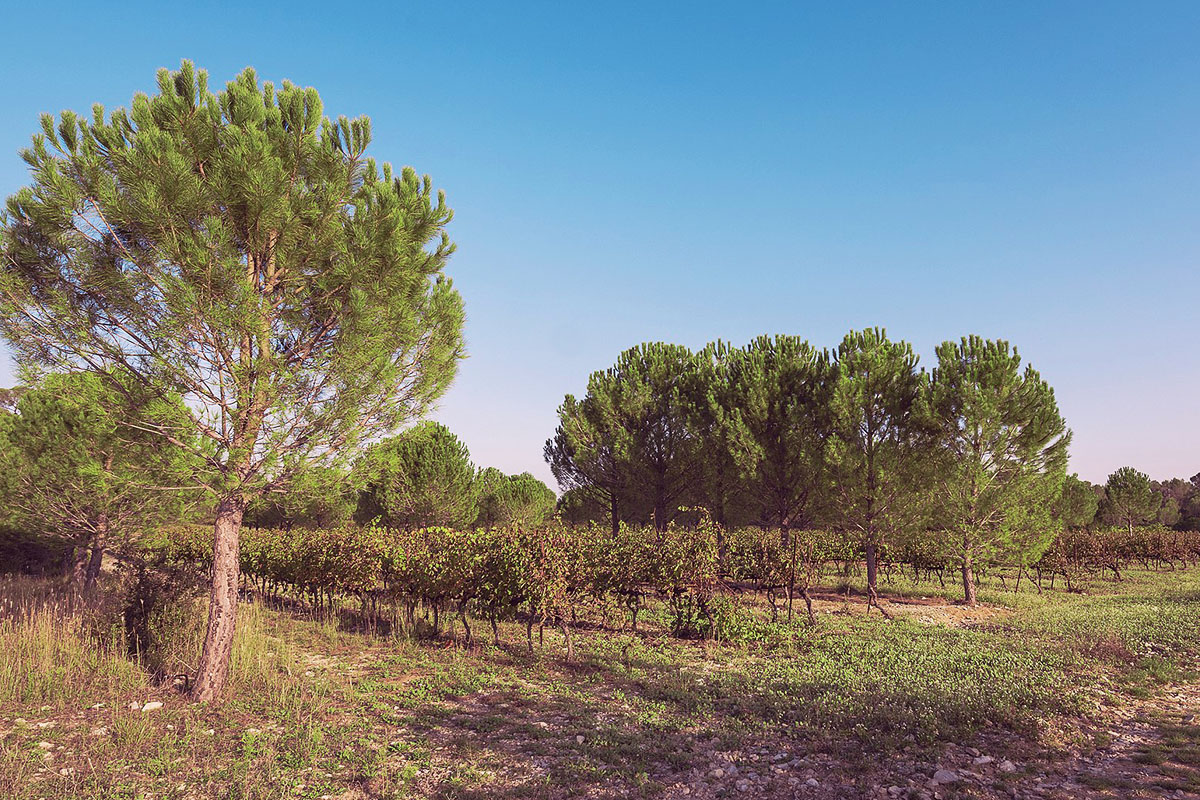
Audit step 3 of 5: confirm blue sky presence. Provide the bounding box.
[1,2,1198,486]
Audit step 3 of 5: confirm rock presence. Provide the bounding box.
[998,760,1017,773]
[735,779,750,792]
[90,727,108,737]
[805,777,819,787]
[972,755,994,766]
[575,734,585,744]
[36,741,53,750]
[13,718,27,726]
[710,768,725,779]
[932,769,959,784]
[127,702,141,711]
[142,701,164,712]
[36,721,56,729]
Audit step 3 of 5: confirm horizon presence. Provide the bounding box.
[1,2,1197,488]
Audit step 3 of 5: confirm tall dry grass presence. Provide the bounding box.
[0,574,327,712]
[0,576,146,707]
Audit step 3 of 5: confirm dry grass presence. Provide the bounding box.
[0,576,145,708]
[0,575,319,711]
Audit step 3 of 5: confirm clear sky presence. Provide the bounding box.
[1,2,1197,487]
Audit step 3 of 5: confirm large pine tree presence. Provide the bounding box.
[724,335,832,536]
[827,328,930,611]
[0,62,464,700]
[929,337,1070,605]
[1102,466,1161,536]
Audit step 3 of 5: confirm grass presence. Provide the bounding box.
[0,578,146,708]
[0,567,1197,798]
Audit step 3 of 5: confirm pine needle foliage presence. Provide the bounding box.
[0,60,463,488]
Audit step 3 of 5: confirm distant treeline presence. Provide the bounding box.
[544,332,1196,604]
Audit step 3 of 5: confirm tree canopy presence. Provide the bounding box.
[474,469,557,529]
[724,335,832,534]
[1053,474,1100,529]
[1102,467,1160,535]
[826,328,931,608]
[545,343,698,533]
[244,465,356,530]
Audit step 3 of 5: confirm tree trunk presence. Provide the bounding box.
[864,538,891,618]
[561,621,574,662]
[191,495,245,702]
[610,493,619,538]
[84,513,108,590]
[654,477,668,532]
[961,549,977,606]
[85,543,104,588]
[864,540,878,594]
[70,545,89,595]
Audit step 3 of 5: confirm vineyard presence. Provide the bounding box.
[162,522,1200,651]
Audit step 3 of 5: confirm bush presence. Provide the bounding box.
[122,559,205,681]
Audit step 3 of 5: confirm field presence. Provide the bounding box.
[1,565,1197,800]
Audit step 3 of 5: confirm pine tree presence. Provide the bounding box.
[0,62,464,700]
[827,328,929,612]
[244,465,356,530]
[354,422,477,529]
[0,373,198,591]
[1102,467,1160,535]
[683,340,748,529]
[929,336,1070,605]
[545,343,698,532]
[474,469,556,529]
[1054,474,1100,529]
[724,335,832,537]
[544,393,629,536]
